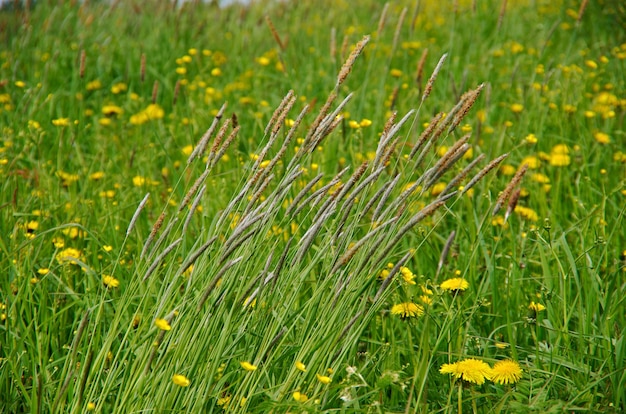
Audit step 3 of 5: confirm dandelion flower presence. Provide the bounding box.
[390,302,424,319]
[440,358,493,385]
[510,103,524,113]
[240,361,257,371]
[295,361,306,372]
[440,277,469,292]
[102,275,120,288]
[316,373,332,384]
[292,391,308,402]
[172,374,190,387]
[491,360,522,385]
[155,318,171,331]
[528,301,546,312]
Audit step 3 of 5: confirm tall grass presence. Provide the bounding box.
[0,0,624,412]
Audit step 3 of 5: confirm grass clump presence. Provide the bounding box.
[0,0,624,412]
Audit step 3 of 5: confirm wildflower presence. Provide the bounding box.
[390,68,403,78]
[155,318,171,331]
[56,247,82,265]
[240,361,257,371]
[52,118,71,127]
[528,301,546,312]
[549,153,570,166]
[594,132,611,144]
[211,68,222,76]
[514,206,539,221]
[89,171,105,180]
[316,373,332,384]
[348,120,360,129]
[217,395,231,406]
[400,266,416,285]
[86,80,102,91]
[440,277,469,292]
[510,103,524,113]
[359,119,372,127]
[292,391,308,402]
[111,83,127,94]
[431,182,446,196]
[295,361,306,372]
[390,302,424,319]
[172,374,190,387]
[491,360,522,385]
[102,275,120,288]
[37,268,49,275]
[525,133,538,144]
[103,245,113,252]
[440,358,493,385]
[86,402,96,410]
[256,56,270,66]
[15,80,26,88]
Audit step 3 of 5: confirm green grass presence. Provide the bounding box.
[0,0,624,412]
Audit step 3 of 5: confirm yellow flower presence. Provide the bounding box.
[295,361,306,372]
[155,318,171,331]
[359,119,372,127]
[240,361,257,371]
[390,302,424,319]
[510,103,524,113]
[103,245,113,252]
[440,358,493,385]
[292,391,308,402]
[86,80,102,91]
[52,118,71,127]
[111,82,127,94]
[102,275,120,288]
[491,360,522,385]
[514,206,539,221]
[172,374,190,387]
[594,132,611,144]
[400,266,416,285]
[86,402,96,410]
[549,153,571,167]
[89,171,105,181]
[528,301,546,312]
[525,133,538,144]
[56,247,82,265]
[440,277,469,292]
[316,373,332,384]
[37,268,49,275]
[390,68,403,78]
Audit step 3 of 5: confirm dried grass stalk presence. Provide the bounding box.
[493,163,528,215]
[188,102,227,165]
[265,15,286,51]
[336,35,370,88]
[126,193,150,236]
[422,53,447,103]
[462,153,508,194]
[142,238,182,282]
[141,211,166,259]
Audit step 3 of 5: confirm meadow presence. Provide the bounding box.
[0,0,624,412]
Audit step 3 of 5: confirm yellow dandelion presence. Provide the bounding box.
[491,360,522,385]
[292,391,308,402]
[52,118,71,127]
[440,358,493,385]
[295,361,306,372]
[390,302,424,319]
[102,275,120,288]
[172,374,190,387]
[514,206,539,221]
[594,132,611,144]
[316,373,332,384]
[528,301,546,312]
[510,103,524,113]
[240,361,257,371]
[440,277,469,292]
[155,318,171,331]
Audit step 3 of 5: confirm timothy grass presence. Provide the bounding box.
[0,0,624,413]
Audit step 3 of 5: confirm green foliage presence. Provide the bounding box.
[0,0,624,413]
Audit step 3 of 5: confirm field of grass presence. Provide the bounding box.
[0,0,624,412]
